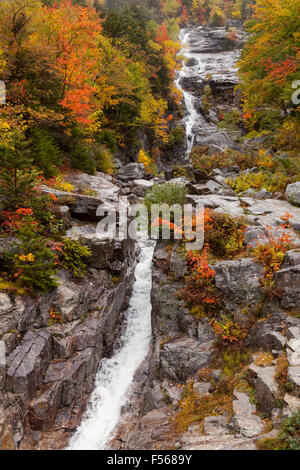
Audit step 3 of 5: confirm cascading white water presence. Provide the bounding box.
[175,29,200,158]
[175,26,240,159]
[68,239,155,450]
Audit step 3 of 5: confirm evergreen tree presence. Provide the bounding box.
[0,132,35,208]
[31,129,61,178]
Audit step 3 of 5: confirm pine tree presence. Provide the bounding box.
[0,132,35,208]
[31,129,61,178]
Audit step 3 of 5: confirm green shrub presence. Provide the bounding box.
[4,223,58,293]
[71,143,96,175]
[0,131,36,209]
[96,129,118,154]
[61,238,91,278]
[52,175,75,193]
[167,126,185,147]
[257,410,300,450]
[275,119,300,151]
[191,148,253,174]
[171,164,190,178]
[222,350,250,378]
[275,153,300,177]
[218,109,242,131]
[31,129,61,178]
[227,171,290,194]
[144,183,187,212]
[94,145,115,175]
[27,193,64,236]
[206,211,246,258]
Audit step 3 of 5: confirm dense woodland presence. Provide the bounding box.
[0,0,256,180]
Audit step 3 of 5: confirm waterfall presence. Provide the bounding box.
[68,239,156,450]
[175,29,200,158]
[175,26,240,160]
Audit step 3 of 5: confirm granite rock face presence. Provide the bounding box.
[286,182,300,206]
[230,390,263,437]
[274,266,300,310]
[0,172,139,450]
[214,258,264,312]
[0,253,137,449]
[118,163,146,182]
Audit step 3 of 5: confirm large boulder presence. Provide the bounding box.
[274,266,300,309]
[214,258,264,312]
[194,128,241,153]
[159,336,214,382]
[40,172,122,222]
[286,182,300,206]
[187,180,223,195]
[68,172,119,201]
[6,331,52,402]
[66,224,137,273]
[44,348,96,406]
[188,27,242,54]
[132,179,154,197]
[249,365,279,415]
[118,163,146,182]
[40,185,106,221]
[28,381,63,431]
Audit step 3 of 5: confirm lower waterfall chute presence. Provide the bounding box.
[68,239,155,450]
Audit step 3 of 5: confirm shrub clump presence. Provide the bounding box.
[251,225,292,288]
[191,148,253,174]
[138,149,157,175]
[210,314,248,345]
[179,245,219,314]
[205,211,246,258]
[2,212,58,293]
[94,145,115,175]
[51,175,75,193]
[227,170,290,194]
[144,183,187,212]
[60,238,91,278]
[257,410,300,450]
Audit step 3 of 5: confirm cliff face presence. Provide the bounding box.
[109,241,300,450]
[0,172,139,450]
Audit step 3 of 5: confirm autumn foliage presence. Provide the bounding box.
[179,244,220,311]
[0,0,182,175]
[238,0,300,136]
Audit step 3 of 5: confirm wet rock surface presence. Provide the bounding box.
[0,172,139,450]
